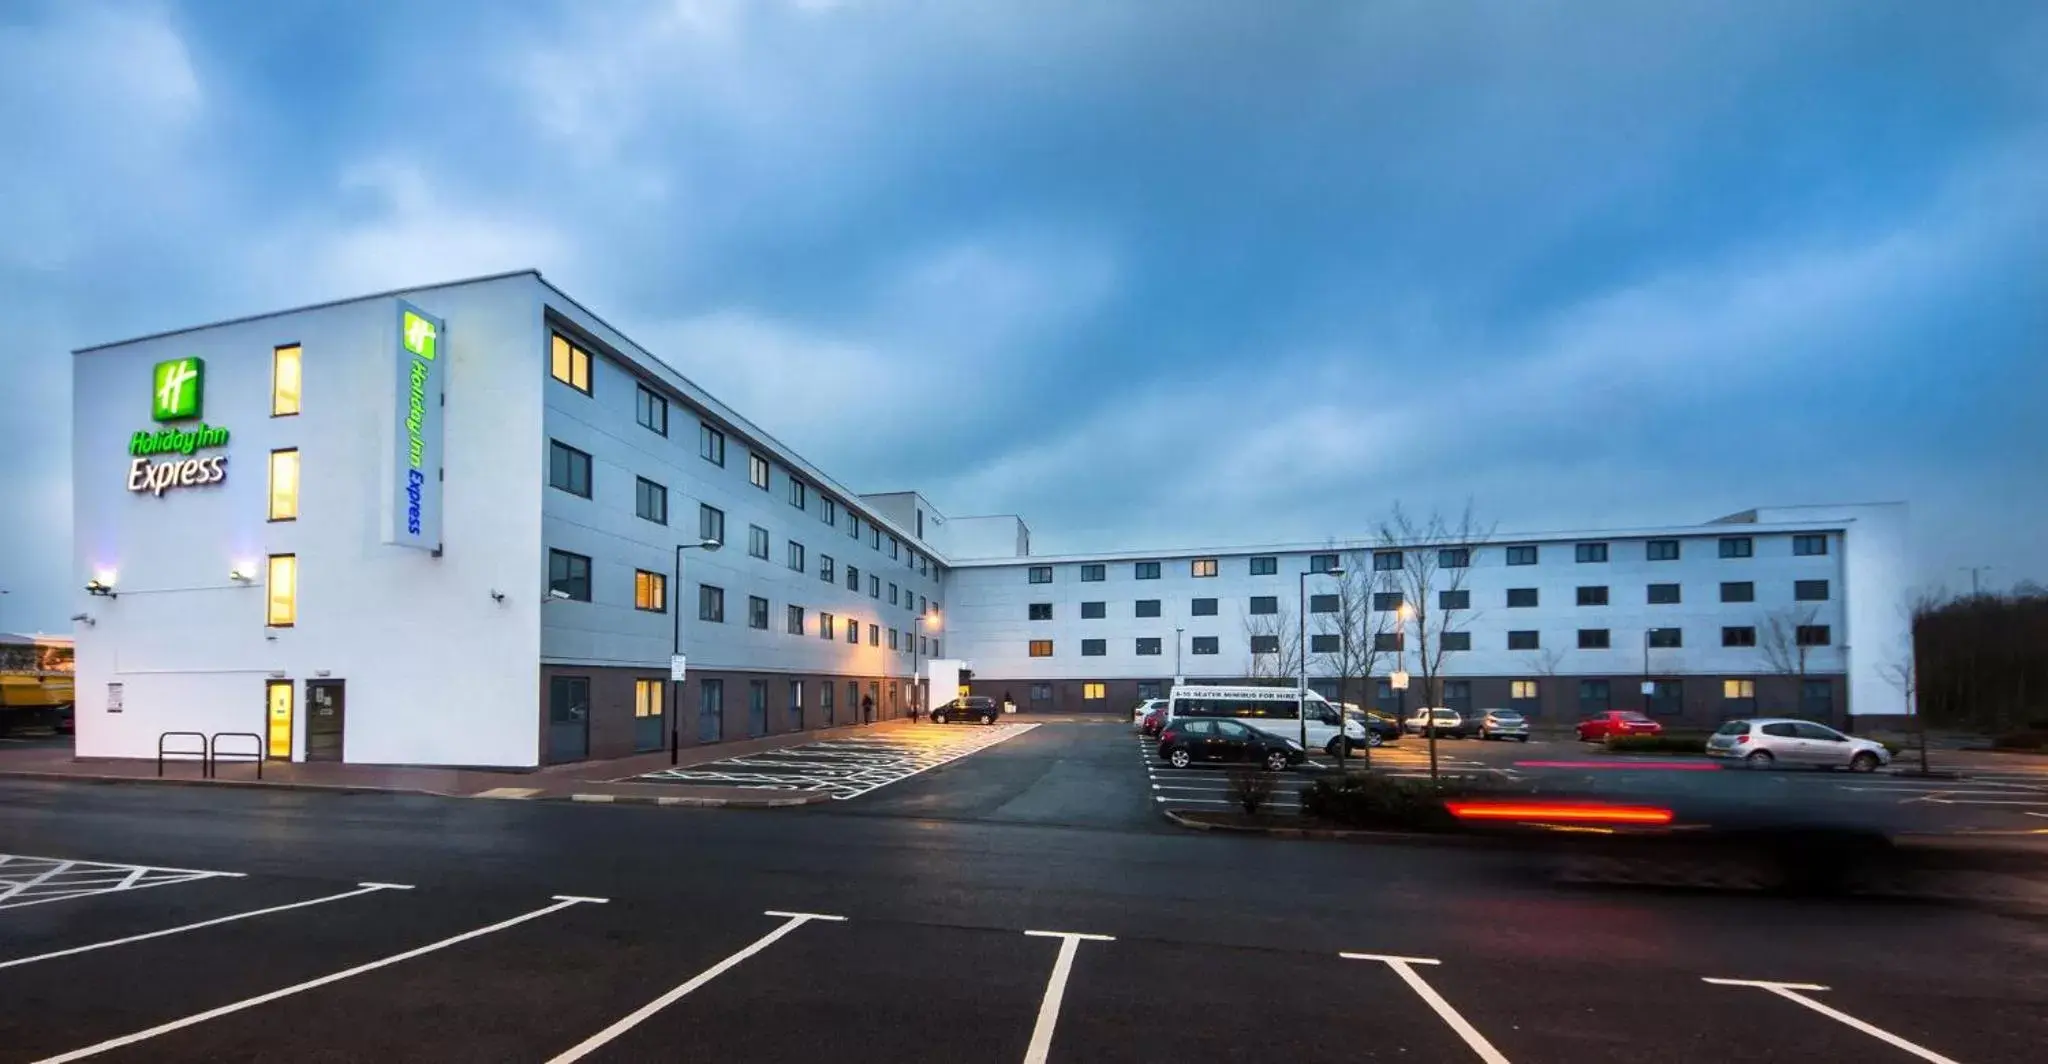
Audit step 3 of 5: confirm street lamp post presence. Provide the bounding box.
[1298,566,1345,753]
[671,537,722,765]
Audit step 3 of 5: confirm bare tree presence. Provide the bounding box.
[1243,602,1301,687]
[1760,604,1822,714]
[1375,502,1495,781]
[1314,553,1399,769]
[1524,646,1566,722]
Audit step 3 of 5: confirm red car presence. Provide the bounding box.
[1141,706,1170,737]
[1576,710,1663,742]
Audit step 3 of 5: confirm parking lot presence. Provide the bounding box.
[624,722,1039,800]
[2,848,2033,1063]
[1134,729,1514,817]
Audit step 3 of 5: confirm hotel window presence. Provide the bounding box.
[1441,632,1471,651]
[1136,599,1161,618]
[846,621,858,644]
[849,515,861,541]
[1647,583,1681,604]
[820,555,836,583]
[820,613,835,639]
[748,525,769,560]
[1081,601,1106,619]
[1577,585,1609,606]
[549,441,591,498]
[1796,624,1832,647]
[1030,640,1055,658]
[1511,680,1539,700]
[1249,634,1280,654]
[822,497,837,526]
[788,478,807,510]
[635,477,667,525]
[635,680,663,722]
[1648,627,1682,648]
[634,570,667,612]
[1793,534,1829,557]
[549,333,591,394]
[635,385,668,436]
[1440,548,1471,569]
[699,422,726,466]
[1249,556,1278,576]
[1722,625,1756,647]
[1373,551,1403,572]
[1506,545,1538,566]
[1029,603,1053,620]
[699,504,725,546]
[1440,589,1469,610]
[548,550,590,602]
[1309,594,1338,613]
[749,452,770,490]
[1081,682,1106,701]
[921,555,931,576]
[888,582,899,605]
[1373,591,1404,612]
[871,525,881,550]
[787,541,805,573]
[1191,558,1218,578]
[267,449,299,521]
[748,596,769,630]
[1028,566,1053,584]
[1373,633,1403,652]
[1795,579,1831,601]
[1721,581,1754,603]
[918,594,928,613]
[869,575,880,598]
[787,605,804,635]
[1719,536,1754,558]
[1191,597,1218,616]
[271,344,301,416]
[1080,563,1105,582]
[847,565,860,591]
[1647,539,1680,561]
[1578,628,1611,649]
[699,584,724,622]
[1724,679,1756,700]
[888,629,899,650]
[1576,542,1609,563]
[1135,561,1161,580]
[1507,630,1539,650]
[1137,637,1162,656]
[868,623,879,646]
[920,636,929,655]
[1249,595,1278,615]
[1191,636,1219,655]
[265,554,297,627]
[1310,634,1341,654]
[1309,554,1338,573]
[1507,588,1537,607]
[889,537,900,560]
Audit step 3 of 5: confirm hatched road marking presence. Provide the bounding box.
[0,854,242,912]
[630,723,1038,800]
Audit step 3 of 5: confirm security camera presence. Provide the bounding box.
[491,589,507,603]
[70,613,95,627]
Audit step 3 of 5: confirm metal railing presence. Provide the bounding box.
[156,731,208,777]
[209,732,264,780]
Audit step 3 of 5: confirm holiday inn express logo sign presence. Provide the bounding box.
[387,301,445,551]
[128,357,230,496]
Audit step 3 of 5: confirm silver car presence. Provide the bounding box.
[1706,718,1890,772]
[1474,708,1530,742]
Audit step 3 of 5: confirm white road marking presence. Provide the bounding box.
[1023,931,1114,1064]
[2026,811,2048,819]
[1703,978,1960,1064]
[0,854,242,912]
[1343,953,1509,1064]
[0,882,409,971]
[33,895,603,1063]
[546,910,845,1062]
[475,787,543,799]
[631,724,1038,800]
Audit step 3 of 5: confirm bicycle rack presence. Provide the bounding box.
[157,731,209,778]
[209,732,264,780]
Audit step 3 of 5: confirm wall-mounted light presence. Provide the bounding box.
[547,588,572,601]
[491,589,507,603]
[268,670,286,679]
[85,578,117,599]
[69,613,95,627]
[229,568,255,584]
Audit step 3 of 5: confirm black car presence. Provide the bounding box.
[1345,710,1402,748]
[1158,719,1305,772]
[931,696,999,725]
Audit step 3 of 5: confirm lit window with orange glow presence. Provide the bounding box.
[268,449,299,521]
[266,554,297,627]
[272,345,302,416]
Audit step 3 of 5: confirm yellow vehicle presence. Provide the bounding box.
[0,633,75,733]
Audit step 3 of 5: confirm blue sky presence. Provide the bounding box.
[2,0,2044,632]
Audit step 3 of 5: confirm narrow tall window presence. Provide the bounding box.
[266,554,297,627]
[699,423,726,466]
[271,344,302,416]
[550,333,592,393]
[634,570,667,612]
[268,449,299,521]
[635,385,668,436]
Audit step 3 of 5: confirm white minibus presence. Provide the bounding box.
[1166,685,1367,754]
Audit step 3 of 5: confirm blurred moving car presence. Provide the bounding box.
[1130,698,1168,731]
[1473,708,1529,742]
[1403,707,1468,738]
[1707,718,1890,771]
[931,696,1000,725]
[1342,708,1401,747]
[1140,705,1170,737]
[1575,710,1663,742]
[1158,718,1304,772]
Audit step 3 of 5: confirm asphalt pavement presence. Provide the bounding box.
[1,722,2044,1062]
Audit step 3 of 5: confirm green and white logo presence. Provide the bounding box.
[151,357,204,422]
[402,311,437,360]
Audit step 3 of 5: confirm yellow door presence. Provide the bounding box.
[266,681,294,759]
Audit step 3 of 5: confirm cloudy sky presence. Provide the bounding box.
[2,0,2043,632]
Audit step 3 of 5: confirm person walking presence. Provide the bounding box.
[1002,690,1016,715]
[861,693,875,725]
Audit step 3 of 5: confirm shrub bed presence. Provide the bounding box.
[1299,773,1531,830]
[1991,730,2048,752]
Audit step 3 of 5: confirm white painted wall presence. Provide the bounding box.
[1753,503,1911,717]
[940,515,1031,560]
[72,274,547,766]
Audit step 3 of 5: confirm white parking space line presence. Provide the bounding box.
[546,910,845,1063]
[0,854,243,912]
[1702,978,1960,1064]
[1022,930,1114,1064]
[1343,953,1509,1064]
[0,882,411,971]
[34,895,607,1064]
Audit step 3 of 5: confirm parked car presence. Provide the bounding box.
[1575,710,1663,742]
[1706,718,1890,772]
[1130,698,1168,730]
[932,696,1000,725]
[1403,707,1469,738]
[1140,705,1170,737]
[1343,708,1402,747]
[1158,718,1305,772]
[1473,709,1530,742]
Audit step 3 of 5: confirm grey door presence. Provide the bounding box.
[748,680,767,737]
[698,679,724,743]
[548,676,590,762]
[634,681,663,753]
[305,680,345,762]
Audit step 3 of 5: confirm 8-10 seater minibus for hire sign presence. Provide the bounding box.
[1167,685,1369,755]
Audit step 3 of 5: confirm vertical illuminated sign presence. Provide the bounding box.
[386,300,445,551]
